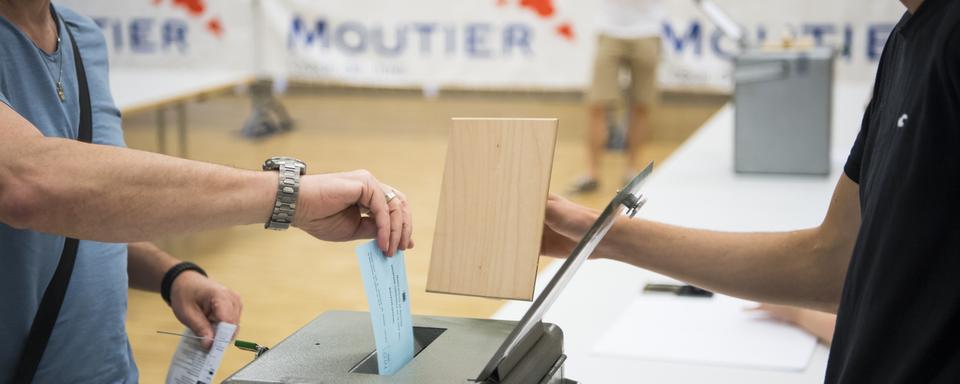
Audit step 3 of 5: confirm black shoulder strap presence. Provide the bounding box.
[13,22,93,383]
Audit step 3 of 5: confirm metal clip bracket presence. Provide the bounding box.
[621,193,647,218]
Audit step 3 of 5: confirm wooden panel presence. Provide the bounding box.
[427,118,558,300]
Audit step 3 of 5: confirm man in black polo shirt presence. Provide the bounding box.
[541,0,960,381]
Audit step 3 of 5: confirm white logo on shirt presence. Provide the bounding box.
[897,113,909,128]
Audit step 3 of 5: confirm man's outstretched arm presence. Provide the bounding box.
[0,102,411,254]
[543,176,861,313]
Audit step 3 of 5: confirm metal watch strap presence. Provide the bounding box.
[263,157,306,230]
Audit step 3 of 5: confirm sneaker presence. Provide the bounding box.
[567,176,599,195]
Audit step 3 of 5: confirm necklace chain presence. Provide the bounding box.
[54,15,64,102]
[39,12,65,102]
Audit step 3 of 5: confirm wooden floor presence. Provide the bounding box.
[120,90,723,382]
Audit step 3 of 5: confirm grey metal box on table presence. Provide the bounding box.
[734,47,835,175]
[222,311,569,384]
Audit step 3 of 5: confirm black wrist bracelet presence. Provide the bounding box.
[161,261,207,306]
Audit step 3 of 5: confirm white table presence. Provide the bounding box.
[109,69,255,156]
[493,82,873,383]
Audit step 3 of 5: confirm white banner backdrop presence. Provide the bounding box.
[258,0,596,90]
[55,0,255,72]
[657,0,905,89]
[58,0,907,92]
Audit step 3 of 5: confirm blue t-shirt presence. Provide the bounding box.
[0,4,137,384]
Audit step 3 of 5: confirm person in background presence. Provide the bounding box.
[0,1,413,382]
[570,0,664,193]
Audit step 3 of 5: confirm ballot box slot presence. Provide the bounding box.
[349,326,447,375]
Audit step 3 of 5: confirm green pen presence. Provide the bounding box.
[156,331,269,358]
[234,339,270,358]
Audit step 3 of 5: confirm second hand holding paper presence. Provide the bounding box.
[356,240,414,375]
[165,322,236,384]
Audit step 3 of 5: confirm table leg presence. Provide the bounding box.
[177,102,188,158]
[156,107,167,154]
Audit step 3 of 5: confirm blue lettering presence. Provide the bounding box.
[444,25,456,56]
[867,24,895,61]
[842,24,853,60]
[755,25,767,46]
[162,20,188,53]
[286,17,537,59]
[710,29,733,60]
[288,15,329,48]
[412,23,437,55]
[802,24,835,47]
[129,18,156,53]
[335,22,367,54]
[112,20,123,52]
[372,26,407,56]
[503,23,533,56]
[662,20,702,56]
[465,23,492,58]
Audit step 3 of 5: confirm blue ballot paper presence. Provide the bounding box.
[356,241,415,375]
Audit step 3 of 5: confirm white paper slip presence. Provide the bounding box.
[165,322,237,384]
[592,294,818,371]
[356,240,414,375]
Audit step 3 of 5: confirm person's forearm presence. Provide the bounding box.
[0,136,275,242]
[597,220,850,312]
[127,241,181,292]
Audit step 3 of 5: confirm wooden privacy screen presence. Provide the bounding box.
[427,118,558,300]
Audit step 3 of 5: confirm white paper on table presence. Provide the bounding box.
[592,294,818,371]
[165,322,237,384]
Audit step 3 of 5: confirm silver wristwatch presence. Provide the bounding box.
[262,157,307,230]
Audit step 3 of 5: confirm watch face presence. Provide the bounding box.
[264,157,306,173]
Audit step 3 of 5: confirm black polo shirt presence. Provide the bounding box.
[829,0,960,382]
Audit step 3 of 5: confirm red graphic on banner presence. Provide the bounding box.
[153,0,224,38]
[499,0,575,42]
[520,0,555,17]
[172,0,206,16]
[207,18,223,37]
[555,22,574,41]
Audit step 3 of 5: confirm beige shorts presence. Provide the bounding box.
[586,34,661,107]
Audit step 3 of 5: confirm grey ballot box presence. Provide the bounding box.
[222,311,569,384]
[733,47,835,175]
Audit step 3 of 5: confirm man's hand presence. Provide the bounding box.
[169,271,242,350]
[751,303,837,344]
[541,194,600,258]
[295,170,413,256]
[752,303,804,324]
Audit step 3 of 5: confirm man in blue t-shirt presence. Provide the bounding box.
[0,1,414,383]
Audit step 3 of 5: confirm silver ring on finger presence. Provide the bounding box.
[384,188,398,204]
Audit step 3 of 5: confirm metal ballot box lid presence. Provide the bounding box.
[223,164,654,384]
